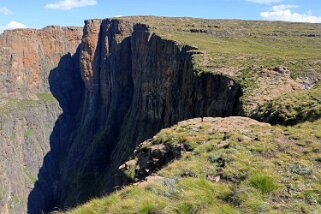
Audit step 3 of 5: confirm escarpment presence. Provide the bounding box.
[1,17,320,214]
[0,27,83,214]
[28,18,242,213]
[0,26,83,98]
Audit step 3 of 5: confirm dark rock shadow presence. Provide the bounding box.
[27,51,84,214]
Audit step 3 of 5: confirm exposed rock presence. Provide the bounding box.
[0,26,82,99]
[30,18,241,211]
[273,66,288,74]
[244,68,303,114]
[135,176,164,187]
[290,165,313,176]
[0,27,82,214]
[0,98,62,214]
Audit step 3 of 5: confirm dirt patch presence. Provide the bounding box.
[246,68,303,113]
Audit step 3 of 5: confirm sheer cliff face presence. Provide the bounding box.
[0,27,82,214]
[0,26,82,99]
[38,19,241,210]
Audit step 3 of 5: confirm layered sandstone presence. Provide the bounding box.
[0,27,82,214]
[0,26,82,99]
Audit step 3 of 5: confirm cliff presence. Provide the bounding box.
[29,19,241,213]
[0,26,82,99]
[0,16,320,214]
[0,27,83,213]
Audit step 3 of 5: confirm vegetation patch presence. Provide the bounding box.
[249,174,278,193]
[67,117,321,213]
[36,93,56,102]
[252,84,321,125]
[24,129,33,137]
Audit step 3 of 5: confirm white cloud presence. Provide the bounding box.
[261,5,321,23]
[247,0,284,4]
[45,0,97,10]
[0,21,27,33]
[272,4,298,11]
[0,7,12,15]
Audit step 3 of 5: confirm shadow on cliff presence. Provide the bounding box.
[27,22,244,213]
[27,52,84,214]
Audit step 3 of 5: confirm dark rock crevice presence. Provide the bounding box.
[28,19,242,213]
[27,52,84,214]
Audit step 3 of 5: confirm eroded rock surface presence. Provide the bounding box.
[0,27,82,213]
[0,26,82,99]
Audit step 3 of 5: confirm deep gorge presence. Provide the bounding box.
[0,19,242,214]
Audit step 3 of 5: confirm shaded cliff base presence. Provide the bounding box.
[0,95,61,214]
[0,25,83,214]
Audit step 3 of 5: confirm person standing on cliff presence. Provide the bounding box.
[201,101,205,122]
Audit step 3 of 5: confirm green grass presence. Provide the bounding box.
[67,117,321,213]
[120,17,321,77]
[252,84,321,125]
[249,174,278,194]
[0,187,5,201]
[24,129,33,137]
[36,93,56,102]
[0,94,58,115]
[23,167,37,185]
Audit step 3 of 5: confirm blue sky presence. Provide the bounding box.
[0,0,321,32]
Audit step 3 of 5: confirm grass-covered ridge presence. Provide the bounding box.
[68,117,321,213]
[119,17,321,78]
[252,83,321,125]
[115,17,321,113]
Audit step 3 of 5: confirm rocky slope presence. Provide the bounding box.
[0,27,83,214]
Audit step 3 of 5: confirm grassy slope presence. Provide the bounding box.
[68,117,321,214]
[0,93,57,115]
[253,83,321,125]
[120,17,321,78]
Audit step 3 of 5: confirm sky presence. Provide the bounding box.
[0,0,321,32]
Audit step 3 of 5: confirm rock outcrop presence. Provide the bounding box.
[0,27,83,213]
[118,117,270,184]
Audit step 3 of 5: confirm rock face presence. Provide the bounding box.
[0,27,83,213]
[0,26,82,99]
[28,19,242,213]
